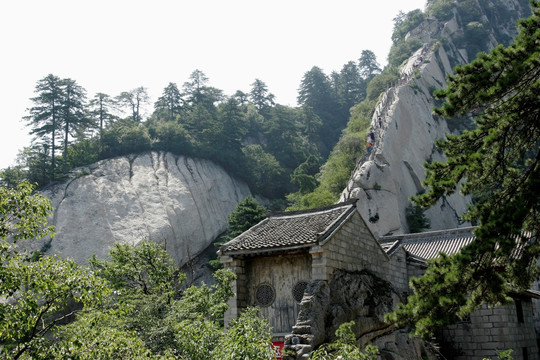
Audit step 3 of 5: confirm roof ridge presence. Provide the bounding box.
[380,226,476,242]
[268,199,357,218]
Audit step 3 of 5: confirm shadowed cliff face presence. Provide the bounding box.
[341,1,529,236]
[38,152,251,265]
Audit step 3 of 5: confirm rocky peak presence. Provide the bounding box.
[340,0,529,235]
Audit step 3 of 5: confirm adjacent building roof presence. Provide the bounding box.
[220,200,358,255]
[379,226,477,263]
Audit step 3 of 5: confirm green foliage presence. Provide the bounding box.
[226,196,267,240]
[47,310,163,360]
[0,165,28,188]
[250,79,275,117]
[366,66,401,100]
[483,349,514,360]
[102,120,152,157]
[311,321,379,360]
[348,99,376,133]
[456,0,483,25]
[116,87,150,123]
[388,37,424,67]
[24,74,64,182]
[212,307,276,360]
[242,144,286,198]
[391,9,426,43]
[14,58,369,202]
[154,82,182,122]
[0,179,275,359]
[319,134,363,195]
[150,121,194,155]
[463,21,490,56]
[391,2,540,338]
[287,187,335,211]
[291,155,321,194]
[387,253,473,339]
[65,138,99,169]
[0,183,110,359]
[90,240,182,298]
[289,92,377,211]
[0,254,110,359]
[10,146,54,187]
[0,182,54,241]
[427,0,455,21]
[56,246,272,358]
[405,203,431,233]
[358,50,381,81]
[297,66,347,152]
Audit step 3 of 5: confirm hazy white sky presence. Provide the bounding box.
[0,0,426,170]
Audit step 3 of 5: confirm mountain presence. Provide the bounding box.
[33,0,532,265]
[36,152,251,265]
[340,0,531,236]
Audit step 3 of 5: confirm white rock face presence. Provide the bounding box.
[339,1,529,235]
[341,40,472,235]
[40,152,251,265]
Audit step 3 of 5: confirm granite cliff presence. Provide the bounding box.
[340,0,530,236]
[38,152,251,265]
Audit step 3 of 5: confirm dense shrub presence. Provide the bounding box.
[392,9,426,43]
[151,122,194,155]
[427,0,455,21]
[366,66,400,100]
[388,37,424,67]
[242,144,286,198]
[102,121,152,158]
[405,203,431,233]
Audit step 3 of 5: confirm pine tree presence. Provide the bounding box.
[89,93,116,158]
[24,74,64,181]
[116,87,149,122]
[249,79,275,117]
[226,196,267,239]
[60,78,88,161]
[154,82,182,122]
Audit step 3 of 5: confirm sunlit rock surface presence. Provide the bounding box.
[340,0,530,235]
[40,152,251,265]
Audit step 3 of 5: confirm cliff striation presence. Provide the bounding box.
[38,152,251,265]
[341,0,530,235]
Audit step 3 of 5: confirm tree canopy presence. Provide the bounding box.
[389,1,540,338]
[0,182,277,359]
[6,47,383,207]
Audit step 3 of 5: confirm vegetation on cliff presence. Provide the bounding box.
[1,51,382,205]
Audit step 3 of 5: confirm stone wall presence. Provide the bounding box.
[314,211,389,280]
[312,211,409,296]
[220,256,246,327]
[442,300,539,360]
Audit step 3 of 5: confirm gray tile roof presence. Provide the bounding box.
[379,226,477,261]
[220,200,358,255]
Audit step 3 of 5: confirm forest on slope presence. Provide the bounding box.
[0,51,381,207]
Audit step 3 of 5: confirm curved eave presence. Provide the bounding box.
[221,243,314,258]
